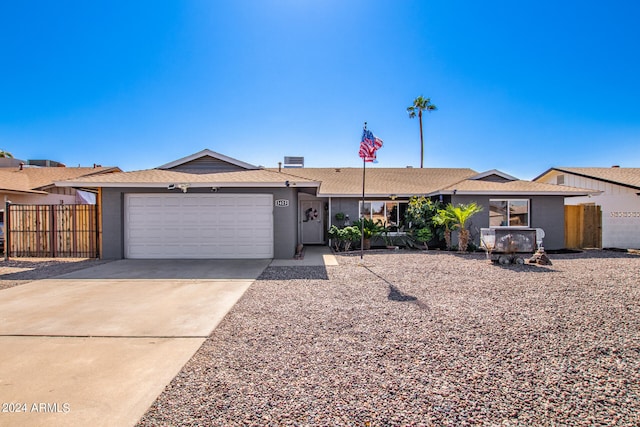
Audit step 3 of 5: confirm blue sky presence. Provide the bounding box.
[1,1,639,179]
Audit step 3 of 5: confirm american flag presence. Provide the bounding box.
[359,128,383,162]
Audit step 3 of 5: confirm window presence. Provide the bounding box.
[489,199,529,227]
[359,201,408,231]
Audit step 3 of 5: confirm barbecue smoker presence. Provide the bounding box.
[480,228,544,265]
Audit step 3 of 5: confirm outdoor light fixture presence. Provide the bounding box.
[389,194,397,200]
[167,184,175,190]
[176,183,190,193]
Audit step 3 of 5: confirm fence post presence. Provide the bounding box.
[50,205,56,257]
[4,201,9,261]
[94,204,100,258]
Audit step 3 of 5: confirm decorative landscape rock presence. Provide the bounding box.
[528,248,553,265]
[138,250,640,426]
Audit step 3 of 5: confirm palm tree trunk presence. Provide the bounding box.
[419,110,424,168]
[458,229,470,253]
[444,228,452,250]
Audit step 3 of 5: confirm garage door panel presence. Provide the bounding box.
[125,194,273,259]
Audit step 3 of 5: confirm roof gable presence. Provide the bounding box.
[534,167,640,191]
[158,149,258,173]
[471,169,518,182]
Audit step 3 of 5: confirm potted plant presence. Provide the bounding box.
[382,222,399,250]
[353,218,385,250]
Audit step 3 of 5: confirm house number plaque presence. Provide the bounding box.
[275,199,289,207]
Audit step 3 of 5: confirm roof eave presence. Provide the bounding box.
[441,190,599,196]
[318,192,440,198]
[55,181,320,189]
[0,188,48,195]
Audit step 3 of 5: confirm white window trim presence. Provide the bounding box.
[489,198,530,228]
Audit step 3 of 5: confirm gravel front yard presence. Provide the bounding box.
[135,250,638,426]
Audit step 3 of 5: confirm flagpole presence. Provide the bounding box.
[361,122,367,260]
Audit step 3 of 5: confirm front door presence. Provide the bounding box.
[301,200,324,244]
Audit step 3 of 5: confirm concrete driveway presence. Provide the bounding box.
[0,259,269,427]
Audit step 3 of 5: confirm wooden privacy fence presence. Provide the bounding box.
[565,204,602,249]
[5,204,99,258]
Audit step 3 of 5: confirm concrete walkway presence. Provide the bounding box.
[269,245,338,267]
[0,259,270,427]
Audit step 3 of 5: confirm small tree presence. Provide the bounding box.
[405,196,444,246]
[447,202,483,252]
[433,205,457,250]
[413,227,433,250]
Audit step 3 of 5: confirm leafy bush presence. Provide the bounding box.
[405,196,444,247]
[328,225,362,252]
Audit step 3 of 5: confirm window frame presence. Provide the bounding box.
[358,200,408,232]
[489,198,530,228]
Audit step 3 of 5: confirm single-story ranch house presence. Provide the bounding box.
[57,149,595,259]
[534,167,640,249]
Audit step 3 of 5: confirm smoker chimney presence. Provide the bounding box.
[278,162,282,172]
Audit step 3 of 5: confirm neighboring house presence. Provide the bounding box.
[0,163,121,205]
[534,167,640,249]
[57,149,595,260]
[0,161,120,247]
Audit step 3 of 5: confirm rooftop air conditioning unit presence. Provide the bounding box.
[284,156,304,168]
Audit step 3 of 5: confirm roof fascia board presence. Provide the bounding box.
[318,192,440,198]
[0,188,48,195]
[55,181,319,189]
[157,149,259,170]
[439,190,600,196]
[531,168,555,181]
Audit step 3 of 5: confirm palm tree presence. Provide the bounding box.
[433,205,457,250]
[407,96,437,168]
[448,202,483,252]
[0,149,14,158]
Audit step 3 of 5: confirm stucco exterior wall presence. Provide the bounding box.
[100,187,300,259]
[329,198,360,227]
[451,195,566,250]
